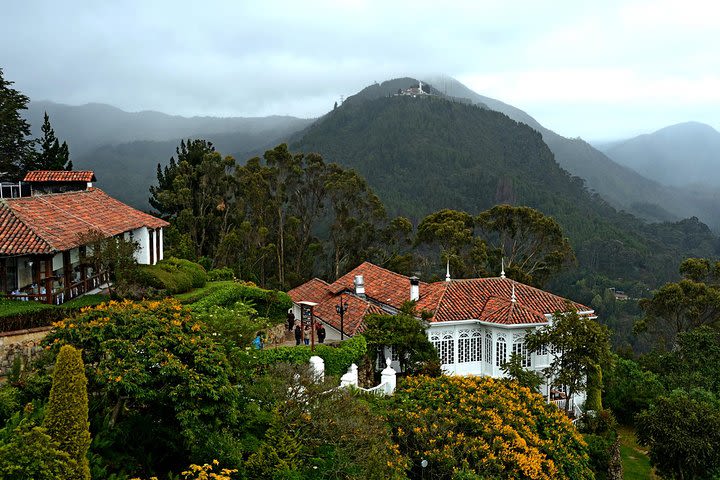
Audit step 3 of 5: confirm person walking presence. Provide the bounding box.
[253,332,264,350]
[303,322,311,346]
[287,310,295,331]
[294,322,302,346]
[316,322,326,344]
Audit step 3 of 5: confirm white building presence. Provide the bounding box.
[288,261,594,411]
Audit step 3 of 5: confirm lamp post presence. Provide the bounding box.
[335,293,348,340]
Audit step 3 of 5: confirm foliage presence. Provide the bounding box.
[385,375,593,479]
[207,267,234,282]
[190,281,292,321]
[172,281,235,304]
[0,68,34,180]
[43,299,240,477]
[501,353,544,392]
[0,420,76,479]
[603,356,664,424]
[636,389,720,480]
[476,204,575,287]
[637,258,720,348]
[526,309,612,412]
[0,295,109,332]
[77,228,140,297]
[43,344,91,480]
[244,364,407,480]
[136,257,208,295]
[362,312,438,373]
[30,111,72,171]
[252,335,367,376]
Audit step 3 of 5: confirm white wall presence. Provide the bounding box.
[132,227,151,265]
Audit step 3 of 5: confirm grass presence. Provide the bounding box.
[618,425,658,480]
[173,281,236,304]
[0,299,55,317]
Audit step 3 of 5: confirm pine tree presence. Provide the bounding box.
[0,68,35,180]
[33,111,72,171]
[43,345,91,480]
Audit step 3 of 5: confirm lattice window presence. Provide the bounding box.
[485,333,492,363]
[540,344,548,356]
[431,331,455,365]
[495,337,507,367]
[458,329,482,363]
[391,345,399,361]
[512,340,532,368]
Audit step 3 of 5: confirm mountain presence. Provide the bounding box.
[425,76,720,229]
[600,122,720,188]
[25,101,313,157]
[292,81,718,286]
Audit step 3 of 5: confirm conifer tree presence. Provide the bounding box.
[32,111,72,171]
[0,68,35,180]
[43,344,91,480]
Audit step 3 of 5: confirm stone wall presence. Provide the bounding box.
[0,326,51,377]
[264,323,288,347]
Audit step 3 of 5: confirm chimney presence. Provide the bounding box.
[354,275,365,298]
[409,276,420,302]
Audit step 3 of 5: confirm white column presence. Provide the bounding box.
[158,228,164,261]
[309,356,325,383]
[381,358,397,395]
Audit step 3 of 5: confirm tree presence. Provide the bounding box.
[636,389,720,480]
[43,344,91,480]
[77,229,140,298]
[525,309,612,413]
[501,352,544,392]
[476,204,574,287]
[637,259,720,348]
[363,310,439,374]
[0,68,35,180]
[416,208,487,278]
[603,356,664,424]
[385,375,593,479]
[31,111,71,171]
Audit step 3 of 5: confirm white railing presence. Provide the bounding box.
[311,356,397,396]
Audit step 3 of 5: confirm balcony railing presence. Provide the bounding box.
[2,272,110,305]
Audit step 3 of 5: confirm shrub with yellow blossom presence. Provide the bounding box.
[386,375,593,479]
[43,299,241,477]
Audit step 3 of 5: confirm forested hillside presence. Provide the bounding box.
[293,93,718,286]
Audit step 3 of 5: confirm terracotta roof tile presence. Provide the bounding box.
[23,170,96,182]
[287,263,593,333]
[0,189,168,255]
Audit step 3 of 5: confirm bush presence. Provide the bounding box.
[208,267,234,282]
[135,258,207,294]
[162,258,207,288]
[254,336,367,376]
[191,283,292,322]
[583,433,612,478]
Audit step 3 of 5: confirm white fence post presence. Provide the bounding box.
[309,355,325,383]
[340,363,358,388]
[381,357,397,395]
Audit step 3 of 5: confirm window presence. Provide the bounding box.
[485,333,492,363]
[495,337,507,367]
[512,340,532,368]
[391,345,399,361]
[540,344,548,356]
[431,331,455,365]
[458,329,482,363]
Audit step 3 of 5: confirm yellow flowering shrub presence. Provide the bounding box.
[387,375,593,479]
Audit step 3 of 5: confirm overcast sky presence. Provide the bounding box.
[3,0,719,140]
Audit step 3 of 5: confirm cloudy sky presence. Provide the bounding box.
[3,0,719,140]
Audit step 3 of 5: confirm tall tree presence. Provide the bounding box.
[0,68,34,180]
[525,309,612,413]
[476,204,575,287]
[31,111,71,171]
[43,345,91,480]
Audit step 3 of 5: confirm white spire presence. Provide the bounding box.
[501,258,506,279]
[511,284,517,303]
[445,258,451,282]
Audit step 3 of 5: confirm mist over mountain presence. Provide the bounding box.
[25,101,313,157]
[599,122,720,188]
[427,76,720,229]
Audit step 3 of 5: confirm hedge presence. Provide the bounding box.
[190,283,292,322]
[136,258,207,294]
[207,267,234,282]
[253,335,367,377]
[0,295,109,332]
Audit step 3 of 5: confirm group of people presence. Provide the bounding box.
[287,311,326,346]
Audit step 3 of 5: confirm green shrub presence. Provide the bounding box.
[191,283,292,322]
[43,345,91,480]
[134,258,207,295]
[161,258,207,288]
[583,433,612,478]
[207,267,234,282]
[254,336,367,376]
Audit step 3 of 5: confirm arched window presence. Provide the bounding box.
[495,336,507,367]
[512,334,532,368]
[431,331,455,365]
[485,333,492,364]
[459,328,482,363]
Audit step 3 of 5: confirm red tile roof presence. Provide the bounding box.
[23,170,96,182]
[287,262,593,334]
[0,189,168,255]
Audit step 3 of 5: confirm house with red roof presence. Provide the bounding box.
[0,170,168,304]
[289,261,594,407]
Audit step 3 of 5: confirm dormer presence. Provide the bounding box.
[23,170,97,195]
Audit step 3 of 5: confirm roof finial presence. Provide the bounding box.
[445,258,451,282]
[511,284,517,303]
[501,257,506,279]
